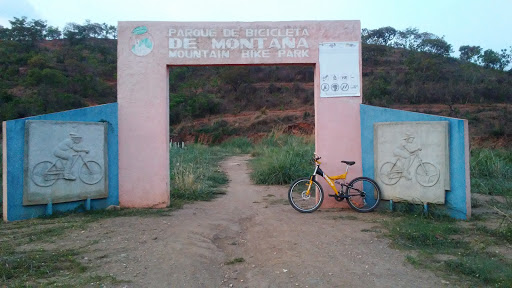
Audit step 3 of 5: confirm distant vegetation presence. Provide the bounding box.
[250,133,314,185]
[361,26,512,106]
[0,17,511,136]
[0,17,116,122]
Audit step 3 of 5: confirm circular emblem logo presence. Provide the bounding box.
[130,26,153,56]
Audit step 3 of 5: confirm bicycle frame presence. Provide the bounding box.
[289,154,382,213]
[390,151,420,174]
[307,159,349,197]
[46,153,86,176]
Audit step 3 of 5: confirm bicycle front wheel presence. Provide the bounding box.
[79,161,103,185]
[288,177,324,213]
[415,162,440,187]
[346,177,381,213]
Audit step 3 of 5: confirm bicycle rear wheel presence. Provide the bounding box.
[379,162,401,185]
[346,177,381,213]
[31,161,58,187]
[288,177,324,213]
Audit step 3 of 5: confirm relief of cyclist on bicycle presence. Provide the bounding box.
[52,133,89,180]
[392,132,422,180]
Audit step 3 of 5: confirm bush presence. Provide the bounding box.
[219,137,253,154]
[471,149,512,196]
[250,133,314,185]
[169,144,229,201]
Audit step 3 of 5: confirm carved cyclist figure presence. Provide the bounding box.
[392,132,422,180]
[52,133,89,180]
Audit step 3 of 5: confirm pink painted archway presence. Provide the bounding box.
[117,21,362,208]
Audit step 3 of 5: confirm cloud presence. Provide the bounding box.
[0,0,40,26]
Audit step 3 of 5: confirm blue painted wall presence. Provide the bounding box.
[360,104,469,219]
[5,103,118,221]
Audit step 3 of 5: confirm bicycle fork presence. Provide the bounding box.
[305,165,321,196]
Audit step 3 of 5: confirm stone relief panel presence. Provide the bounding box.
[374,122,450,204]
[23,121,108,205]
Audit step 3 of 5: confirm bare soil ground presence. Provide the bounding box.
[173,103,511,148]
[32,155,449,287]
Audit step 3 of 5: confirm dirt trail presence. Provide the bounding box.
[54,155,448,287]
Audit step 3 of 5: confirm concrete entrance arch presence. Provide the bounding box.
[117,21,362,208]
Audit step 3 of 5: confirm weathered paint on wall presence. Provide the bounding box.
[2,104,118,221]
[360,104,471,219]
[117,21,362,208]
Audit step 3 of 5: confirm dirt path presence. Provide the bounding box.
[52,155,449,287]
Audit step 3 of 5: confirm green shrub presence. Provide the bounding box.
[169,144,229,201]
[219,137,253,154]
[195,120,238,144]
[250,133,314,185]
[471,149,512,196]
[445,255,512,287]
[0,147,2,218]
[385,216,464,252]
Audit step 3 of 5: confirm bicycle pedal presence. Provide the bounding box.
[328,194,336,197]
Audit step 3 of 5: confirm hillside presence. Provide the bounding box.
[0,38,117,120]
[168,47,512,146]
[1,34,511,147]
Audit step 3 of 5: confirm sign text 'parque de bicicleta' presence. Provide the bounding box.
[168,27,310,59]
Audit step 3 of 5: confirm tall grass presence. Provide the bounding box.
[219,137,253,154]
[249,133,314,185]
[384,212,512,287]
[169,138,256,202]
[380,147,512,287]
[471,149,512,196]
[169,144,231,201]
[0,146,2,219]
[0,211,139,286]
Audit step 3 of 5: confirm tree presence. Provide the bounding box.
[480,49,511,70]
[220,66,251,92]
[7,17,47,43]
[0,26,9,40]
[416,37,453,56]
[459,45,482,63]
[45,26,62,40]
[63,22,88,41]
[362,26,397,46]
[101,23,117,39]
[393,27,420,49]
[499,48,511,71]
[63,20,117,41]
[83,20,103,38]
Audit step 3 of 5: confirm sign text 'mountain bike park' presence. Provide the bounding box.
[168,27,310,59]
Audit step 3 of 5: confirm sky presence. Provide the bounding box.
[0,0,511,56]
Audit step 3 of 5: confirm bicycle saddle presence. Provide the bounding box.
[341,161,355,166]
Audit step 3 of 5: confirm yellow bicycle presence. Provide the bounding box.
[288,154,381,213]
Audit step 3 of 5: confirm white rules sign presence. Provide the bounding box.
[168,28,310,59]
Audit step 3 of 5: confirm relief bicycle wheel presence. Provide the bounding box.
[415,162,440,187]
[379,162,401,185]
[79,161,103,185]
[31,161,58,187]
